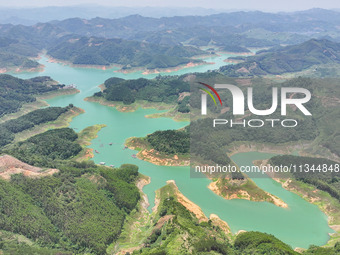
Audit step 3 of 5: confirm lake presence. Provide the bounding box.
[13,54,333,248]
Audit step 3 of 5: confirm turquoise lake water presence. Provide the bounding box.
[12,54,333,248]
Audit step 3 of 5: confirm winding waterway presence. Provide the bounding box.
[13,54,333,249]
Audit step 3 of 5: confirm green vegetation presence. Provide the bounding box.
[124,75,339,168]
[146,129,189,155]
[270,155,340,201]
[48,36,204,69]
[0,105,72,147]
[214,178,281,204]
[234,231,297,255]
[93,76,190,109]
[189,75,340,167]
[303,244,340,255]
[220,39,340,76]
[0,36,40,71]
[0,128,140,254]
[0,127,141,254]
[129,182,298,255]
[4,128,82,166]
[0,230,70,255]
[0,179,59,245]
[0,74,63,117]
[0,52,39,70]
[220,45,251,53]
[132,183,233,255]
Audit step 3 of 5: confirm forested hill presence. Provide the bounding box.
[220,39,340,76]
[47,36,204,68]
[0,127,141,254]
[0,74,64,117]
[3,9,340,71]
[0,23,206,70]
[93,76,190,106]
[51,9,340,42]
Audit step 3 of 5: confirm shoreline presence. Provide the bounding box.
[136,175,151,211]
[166,180,233,236]
[46,55,121,71]
[11,106,84,145]
[252,158,340,248]
[85,96,189,122]
[125,137,190,167]
[216,50,255,56]
[0,64,45,74]
[167,180,208,222]
[207,178,288,208]
[227,141,340,164]
[75,124,107,161]
[85,96,173,112]
[112,174,152,255]
[0,88,79,124]
[45,54,212,75]
[224,58,245,64]
[272,176,340,248]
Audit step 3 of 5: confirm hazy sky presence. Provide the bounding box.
[1,0,340,12]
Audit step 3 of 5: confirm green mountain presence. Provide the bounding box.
[0,23,205,70]
[47,36,204,69]
[93,76,189,105]
[220,39,340,76]
[0,74,64,117]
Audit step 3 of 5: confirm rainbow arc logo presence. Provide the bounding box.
[198,82,222,106]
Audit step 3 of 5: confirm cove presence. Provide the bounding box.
[13,55,333,249]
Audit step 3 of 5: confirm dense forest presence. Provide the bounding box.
[146,129,190,155]
[48,36,204,69]
[0,36,41,70]
[4,127,82,165]
[93,76,190,108]
[0,127,140,254]
[0,74,64,117]
[0,106,72,147]
[220,39,340,76]
[0,163,140,254]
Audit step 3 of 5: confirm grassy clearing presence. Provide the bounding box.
[77,124,106,148]
[108,174,156,255]
[75,124,107,161]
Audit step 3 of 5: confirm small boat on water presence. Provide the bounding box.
[95,150,99,153]
[132,154,137,158]
[123,146,128,150]
[109,143,113,146]
[99,162,105,165]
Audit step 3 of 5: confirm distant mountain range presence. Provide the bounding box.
[220,39,340,76]
[47,36,204,68]
[2,8,340,71]
[50,9,340,45]
[0,6,227,25]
